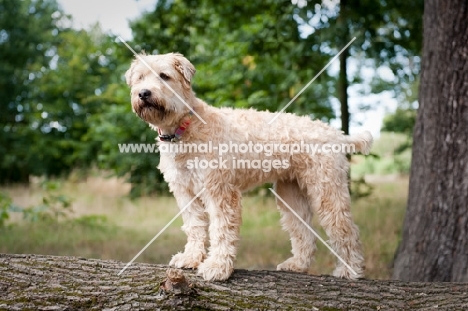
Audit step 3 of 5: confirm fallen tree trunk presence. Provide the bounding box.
[0,254,467,310]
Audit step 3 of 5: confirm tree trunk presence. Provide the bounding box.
[393,0,468,281]
[339,0,350,136]
[339,48,349,136]
[1,254,468,310]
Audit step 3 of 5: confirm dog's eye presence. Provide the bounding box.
[138,74,143,81]
[159,72,170,81]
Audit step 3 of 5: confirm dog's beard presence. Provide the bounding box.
[133,97,171,122]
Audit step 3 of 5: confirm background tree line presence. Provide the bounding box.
[0,0,422,196]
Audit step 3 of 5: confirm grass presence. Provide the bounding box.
[352,132,412,177]
[0,174,408,280]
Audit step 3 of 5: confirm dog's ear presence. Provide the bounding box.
[125,66,133,86]
[172,53,196,86]
[125,60,136,86]
[125,56,144,86]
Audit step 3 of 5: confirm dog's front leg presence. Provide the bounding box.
[169,187,208,270]
[197,187,242,281]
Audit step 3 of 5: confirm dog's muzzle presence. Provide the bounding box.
[135,89,165,111]
[133,89,169,122]
[139,89,152,100]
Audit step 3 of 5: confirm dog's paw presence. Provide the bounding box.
[169,251,206,269]
[277,257,309,273]
[332,265,363,280]
[197,256,233,281]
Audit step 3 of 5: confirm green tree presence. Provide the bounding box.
[0,0,128,182]
[382,108,416,135]
[27,25,124,177]
[296,0,423,134]
[0,0,65,182]
[130,0,334,116]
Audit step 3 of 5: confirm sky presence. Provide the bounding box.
[58,0,157,40]
[58,0,396,138]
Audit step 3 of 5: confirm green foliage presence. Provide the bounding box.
[382,105,417,154]
[25,26,125,178]
[352,132,412,176]
[296,0,423,113]
[382,108,417,135]
[0,192,15,227]
[0,0,66,182]
[130,0,334,117]
[0,181,72,226]
[21,181,73,221]
[0,0,126,182]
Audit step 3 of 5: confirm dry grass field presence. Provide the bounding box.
[0,173,408,280]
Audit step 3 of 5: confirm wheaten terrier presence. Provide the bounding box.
[125,53,373,281]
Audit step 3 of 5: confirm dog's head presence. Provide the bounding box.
[125,53,196,126]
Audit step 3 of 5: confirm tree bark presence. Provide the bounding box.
[339,0,350,136]
[393,0,468,281]
[1,254,468,310]
[339,48,349,136]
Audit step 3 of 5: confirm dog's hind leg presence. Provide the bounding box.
[275,179,317,273]
[197,184,242,281]
[169,186,208,270]
[312,171,365,279]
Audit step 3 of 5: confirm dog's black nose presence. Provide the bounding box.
[139,89,151,100]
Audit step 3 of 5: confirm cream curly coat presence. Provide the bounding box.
[125,53,373,281]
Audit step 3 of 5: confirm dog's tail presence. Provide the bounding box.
[342,131,373,155]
